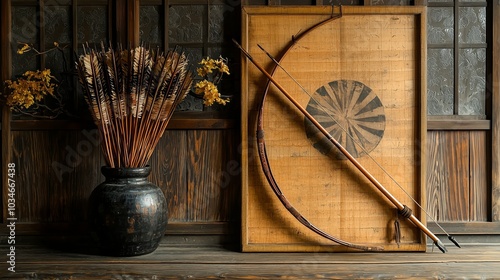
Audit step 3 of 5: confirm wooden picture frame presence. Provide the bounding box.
[240,6,427,252]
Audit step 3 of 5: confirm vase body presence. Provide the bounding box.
[88,166,168,256]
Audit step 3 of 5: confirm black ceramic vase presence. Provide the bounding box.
[88,166,168,256]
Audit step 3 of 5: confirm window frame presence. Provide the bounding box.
[427,0,492,129]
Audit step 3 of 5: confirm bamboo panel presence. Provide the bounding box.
[241,6,427,252]
[426,131,470,222]
[469,131,488,221]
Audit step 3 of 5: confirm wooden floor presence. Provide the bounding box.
[2,236,500,279]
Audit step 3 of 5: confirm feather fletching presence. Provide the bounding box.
[76,45,193,168]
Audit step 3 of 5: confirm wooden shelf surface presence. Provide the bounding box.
[1,238,499,279]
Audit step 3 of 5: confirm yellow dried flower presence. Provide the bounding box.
[194,56,230,106]
[3,69,56,109]
[17,44,31,55]
[197,57,216,77]
[196,56,230,77]
[194,80,229,106]
[215,57,230,75]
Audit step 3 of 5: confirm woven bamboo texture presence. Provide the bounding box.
[241,6,427,252]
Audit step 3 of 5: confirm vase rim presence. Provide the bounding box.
[101,165,151,178]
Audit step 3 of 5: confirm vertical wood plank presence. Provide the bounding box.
[50,131,78,222]
[1,109,11,222]
[1,0,12,223]
[73,0,78,49]
[72,0,79,112]
[108,0,113,42]
[419,5,427,229]
[187,130,238,222]
[217,129,240,222]
[149,130,188,222]
[426,131,443,221]
[163,0,169,53]
[71,129,104,221]
[128,0,140,47]
[446,131,470,221]
[492,0,500,222]
[240,4,251,246]
[11,130,102,222]
[50,130,103,222]
[114,0,127,45]
[187,130,222,221]
[12,131,46,221]
[39,0,46,68]
[426,131,470,221]
[469,131,488,221]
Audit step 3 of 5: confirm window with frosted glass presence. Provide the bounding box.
[10,0,110,119]
[157,2,239,112]
[427,0,487,117]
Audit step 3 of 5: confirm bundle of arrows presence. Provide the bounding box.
[76,44,193,168]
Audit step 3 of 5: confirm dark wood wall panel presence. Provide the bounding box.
[215,129,240,223]
[1,0,12,223]
[187,130,239,222]
[11,130,103,223]
[427,131,470,221]
[10,129,239,225]
[149,130,189,222]
[469,131,489,221]
[427,130,489,222]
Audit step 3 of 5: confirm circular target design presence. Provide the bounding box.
[304,80,386,159]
